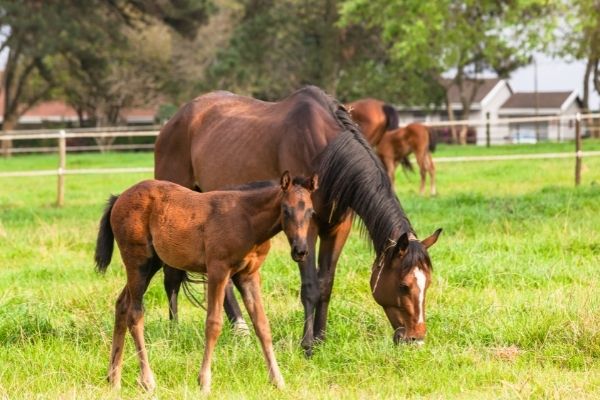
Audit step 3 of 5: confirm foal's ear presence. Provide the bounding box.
[308,173,319,192]
[395,232,410,253]
[280,170,292,191]
[421,228,442,249]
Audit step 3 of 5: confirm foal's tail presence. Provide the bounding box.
[428,128,437,153]
[399,156,414,173]
[94,195,118,273]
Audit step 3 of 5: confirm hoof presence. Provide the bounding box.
[137,374,156,392]
[271,376,285,390]
[232,320,251,337]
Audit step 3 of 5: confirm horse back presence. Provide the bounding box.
[156,88,340,192]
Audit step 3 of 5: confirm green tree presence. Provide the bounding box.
[0,0,210,155]
[557,0,600,113]
[339,0,556,143]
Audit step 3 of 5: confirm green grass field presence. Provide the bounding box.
[1,141,599,399]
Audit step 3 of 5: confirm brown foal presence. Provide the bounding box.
[377,123,437,196]
[94,172,317,393]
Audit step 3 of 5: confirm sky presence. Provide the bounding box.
[508,54,599,110]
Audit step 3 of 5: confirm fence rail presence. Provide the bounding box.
[0,112,597,205]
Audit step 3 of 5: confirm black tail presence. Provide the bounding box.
[428,128,437,153]
[182,272,208,310]
[382,104,399,131]
[94,195,118,273]
[399,156,414,173]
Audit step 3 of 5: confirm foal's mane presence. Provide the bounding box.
[298,86,428,272]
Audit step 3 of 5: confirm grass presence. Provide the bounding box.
[1,140,600,399]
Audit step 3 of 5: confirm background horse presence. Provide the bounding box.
[94,172,317,393]
[155,86,440,354]
[347,98,399,146]
[377,122,437,196]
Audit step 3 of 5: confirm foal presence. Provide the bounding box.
[94,172,317,393]
[376,123,437,196]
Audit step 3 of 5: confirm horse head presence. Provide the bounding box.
[371,229,442,345]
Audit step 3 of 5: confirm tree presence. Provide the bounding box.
[556,0,600,115]
[339,0,556,144]
[0,0,211,155]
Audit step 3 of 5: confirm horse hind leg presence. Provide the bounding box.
[123,250,162,391]
[428,153,437,196]
[233,271,285,389]
[108,286,129,389]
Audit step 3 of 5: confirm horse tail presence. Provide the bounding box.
[382,104,399,131]
[181,272,207,310]
[428,128,437,153]
[399,156,414,173]
[94,195,118,273]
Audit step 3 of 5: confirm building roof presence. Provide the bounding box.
[443,78,504,104]
[500,91,576,110]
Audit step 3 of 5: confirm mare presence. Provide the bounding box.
[347,98,399,146]
[94,172,317,393]
[154,86,441,354]
[377,122,437,196]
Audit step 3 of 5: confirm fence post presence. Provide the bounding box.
[485,112,491,147]
[57,129,66,206]
[575,113,582,187]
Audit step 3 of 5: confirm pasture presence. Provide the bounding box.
[1,141,600,399]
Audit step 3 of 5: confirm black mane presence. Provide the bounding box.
[308,87,416,258]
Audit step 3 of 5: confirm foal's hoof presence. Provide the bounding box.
[271,376,285,390]
[137,374,156,392]
[232,319,251,337]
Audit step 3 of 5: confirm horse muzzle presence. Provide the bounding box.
[291,244,308,262]
[393,326,425,346]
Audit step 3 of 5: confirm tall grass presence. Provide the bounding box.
[1,141,599,399]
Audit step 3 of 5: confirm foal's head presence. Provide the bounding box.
[279,171,318,262]
[371,229,442,345]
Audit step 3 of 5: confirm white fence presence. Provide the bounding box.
[0,114,598,206]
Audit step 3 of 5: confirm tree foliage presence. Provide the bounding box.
[0,0,211,132]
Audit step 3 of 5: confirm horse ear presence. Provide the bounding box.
[280,170,291,191]
[308,173,319,192]
[421,228,442,249]
[395,232,409,253]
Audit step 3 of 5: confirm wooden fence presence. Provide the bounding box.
[0,114,598,206]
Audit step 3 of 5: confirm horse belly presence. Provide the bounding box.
[151,225,207,273]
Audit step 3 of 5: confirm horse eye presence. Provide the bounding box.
[398,284,410,295]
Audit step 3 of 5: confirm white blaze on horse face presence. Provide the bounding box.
[414,267,426,323]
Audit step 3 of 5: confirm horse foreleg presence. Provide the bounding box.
[108,286,129,389]
[163,265,185,321]
[233,272,285,389]
[298,220,319,357]
[198,265,230,394]
[223,280,249,335]
[314,215,352,342]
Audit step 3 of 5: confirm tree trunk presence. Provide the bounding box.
[445,95,458,144]
[1,115,19,158]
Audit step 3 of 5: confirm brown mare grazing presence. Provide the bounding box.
[377,122,437,196]
[94,172,318,392]
[155,86,441,354]
[347,98,399,146]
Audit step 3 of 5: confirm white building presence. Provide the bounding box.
[397,78,582,144]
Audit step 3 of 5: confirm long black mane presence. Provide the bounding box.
[304,87,417,259]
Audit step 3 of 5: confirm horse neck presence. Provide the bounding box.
[240,187,283,243]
